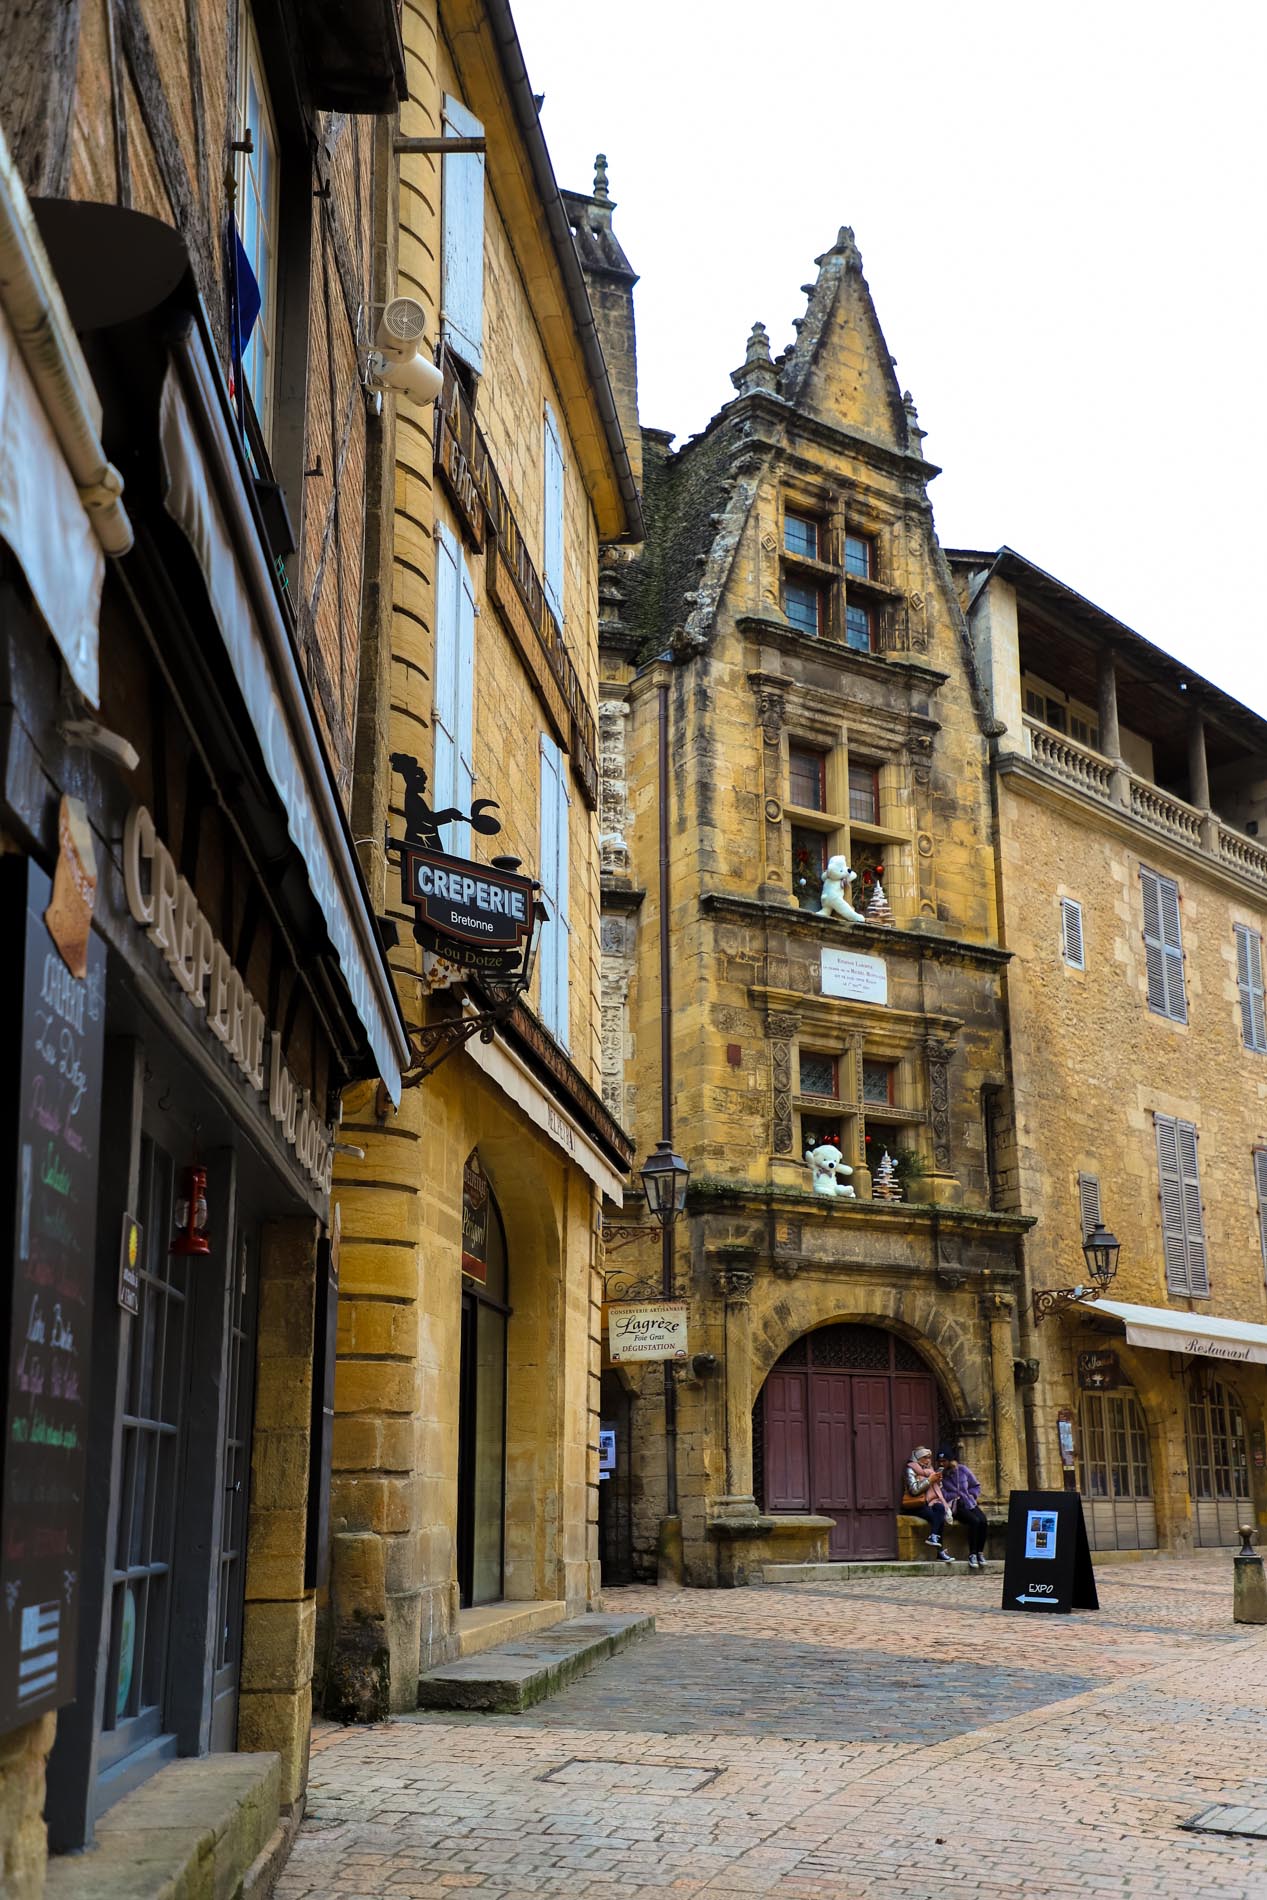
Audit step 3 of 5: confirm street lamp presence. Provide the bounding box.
[1033,1221,1122,1323]
[640,1141,690,1227]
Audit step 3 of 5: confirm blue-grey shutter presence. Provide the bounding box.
[543,402,564,623]
[1155,1113,1189,1294]
[1176,1120,1208,1297]
[1077,1172,1101,1239]
[554,746,571,1050]
[1255,1149,1267,1275]
[433,523,460,848]
[1141,867,1185,1022]
[538,733,561,1037]
[1061,898,1085,970]
[1236,925,1266,1052]
[454,551,476,858]
[441,95,485,374]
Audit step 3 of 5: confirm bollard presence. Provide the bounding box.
[1233,1525,1267,1625]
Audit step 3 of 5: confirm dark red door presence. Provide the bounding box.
[764,1370,810,1510]
[893,1373,938,1508]
[811,1373,853,1555]
[851,1376,895,1557]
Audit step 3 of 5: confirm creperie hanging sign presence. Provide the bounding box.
[122,806,334,1192]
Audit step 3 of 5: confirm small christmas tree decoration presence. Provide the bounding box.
[872,1149,901,1202]
[865,877,894,927]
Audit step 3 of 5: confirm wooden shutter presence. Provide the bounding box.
[1155,1114,1189,1294]
[1077,1172,1101,1239]
[454,551,476,858]
[1140,867,1186,1021]
[1061,898,1085,969]
[1236,925,1267,1052]
[441,95,485,374]
[432,523,460,847]
[538,733,570,1045]
[543,402,565,623]
[1177,1120,1208,1296]
[1255,1149,1267,1274]
[553,739,571,1050]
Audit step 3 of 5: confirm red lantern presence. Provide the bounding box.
[170,1164,212,1256]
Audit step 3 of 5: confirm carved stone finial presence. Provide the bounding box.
[816,225,862,272]
[593,152,609,200]
[903,389,927,457]
[730,321,779,397]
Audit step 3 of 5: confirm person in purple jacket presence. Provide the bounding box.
[940,1448,989,1569]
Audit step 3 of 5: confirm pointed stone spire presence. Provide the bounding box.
[816,225,862,273]
[903,389,926,457]
[593,152,610,201]
[730,321,779,397]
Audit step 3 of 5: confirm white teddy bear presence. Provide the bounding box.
[817,855,866,924]
[804,1142,856,1198]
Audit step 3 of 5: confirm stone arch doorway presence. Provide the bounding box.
[457,1154,510,1607]
[753,1323,953,1560]
[1185,1374,1251,1546]
[1076,1379,1156,1551]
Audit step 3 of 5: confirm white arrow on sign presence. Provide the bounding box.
[1015,1593,1060,1606]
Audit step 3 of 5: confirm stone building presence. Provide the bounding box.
[323,2,640,1715]
[598,228,1032,1586]
[0,0,410,1892]
[954,548,1267,1553]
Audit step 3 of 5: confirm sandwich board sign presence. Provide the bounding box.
[1000,1489,1098,1614]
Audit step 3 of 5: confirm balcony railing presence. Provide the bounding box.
[1020,719,1267,893]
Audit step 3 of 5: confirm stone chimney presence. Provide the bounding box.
[562,154,642,496]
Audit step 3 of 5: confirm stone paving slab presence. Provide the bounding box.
[416,1612,654,1713]
[278,1556,1267,1898]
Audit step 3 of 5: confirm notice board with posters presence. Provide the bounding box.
[0,860,105,1733]
[1001,1489,1098,1615]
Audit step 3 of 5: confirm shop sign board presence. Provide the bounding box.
[608,1300,689,1364]
[398,839,536,980]
[821,948,888,1005]
[0,860,106,1735]
[1056,1407,1077,1473]
[1077,1349,1121,1390]
[598,1426,616,1480]
[461,1153,490,1283]
[117,1214,142,1315]
[1001,1490,1098,1616]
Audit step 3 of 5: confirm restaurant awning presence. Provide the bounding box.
[1089,1299,1267,1367]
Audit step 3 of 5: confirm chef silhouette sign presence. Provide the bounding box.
[390,754,540,980]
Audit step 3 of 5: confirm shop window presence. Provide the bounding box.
[844,600,875,652]
[1078,1387,1157,1552]
[233,5,281,443]
[848,761,880,826]
[440,93,486,373]
[791,823,828,910]
[844,532,874,579]
[784,575,825,637]
[538,732,572,1047]
[543,401,565,623]
[1186,1377,1251,1546]
[788,743,828,811]
[1061,897,1085,969]
[433,523,477,855]
[1140,866,1186,1022]
[784,510,821,560]
[799,1050,839,1099]
[1154,1112,1208,1296]
[1236,924,1267,1052]
[862,1060,895,1106]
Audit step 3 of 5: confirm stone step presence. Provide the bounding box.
[416,1610,654,1714]
[759,1560,991,1581]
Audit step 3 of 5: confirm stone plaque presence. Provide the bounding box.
[821,947,888,1005]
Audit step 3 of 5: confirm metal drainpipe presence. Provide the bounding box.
[658,676,679,1523]
[0,124,132,557]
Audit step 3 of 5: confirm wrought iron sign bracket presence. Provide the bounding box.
[374,986,521,1118]
[1032,1284,1100,1325]
[602,1267,664,1300]
[601,1222,661,1256]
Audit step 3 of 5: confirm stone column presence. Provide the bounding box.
[713,1267,757,1513]
[1097,647,1122,760]
[985,1293,1023,1503]
[1187,711,1211,812]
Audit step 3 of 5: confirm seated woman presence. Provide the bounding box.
[901,1444,954,1561]
[940,1448,990,1570]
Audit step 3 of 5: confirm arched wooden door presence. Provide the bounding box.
[1185,1377,1251,1546]
[756,1325,947,1559]
[1076,1384,1156,1551]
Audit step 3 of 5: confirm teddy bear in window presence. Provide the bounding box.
[817,856,866,924]
[804,1142,856,1198]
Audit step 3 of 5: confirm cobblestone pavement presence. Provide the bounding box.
[278,1556,1267,1898]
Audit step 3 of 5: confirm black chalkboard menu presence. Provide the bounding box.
[0,860,105,1735]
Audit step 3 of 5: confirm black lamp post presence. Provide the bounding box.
[640,1141,690,1227]
[1033,1221,1122,1323]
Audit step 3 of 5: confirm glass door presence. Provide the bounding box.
[1078,1389,1156,1550]
[210,1229,258,1750]
[1187,1378,1251,1546]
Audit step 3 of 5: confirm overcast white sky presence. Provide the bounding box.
[514,0,1267,719]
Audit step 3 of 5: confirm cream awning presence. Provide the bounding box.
[1090,1298,1267,1366]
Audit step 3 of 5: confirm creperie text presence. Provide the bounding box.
[414,861,528,922]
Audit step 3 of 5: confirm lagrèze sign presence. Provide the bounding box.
[608,1300,689,1364]
[122,806,335,1193]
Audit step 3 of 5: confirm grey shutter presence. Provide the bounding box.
[1155,1114,1189,1294]
[441,95,485,374]
[538,733,562,1040]
[1077,1172,1101,1239]
[1176,1120,1208,1296]
[454,551,476,858]
[1061,898,1085,969]
[432,523,460,848]
[542,403,564,623]
[1141,867,1185,1021]
[1236,925,1267,1052]
[1255,1150,1267,1274]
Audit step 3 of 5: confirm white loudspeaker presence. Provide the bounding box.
[375,297,428,362]
[371,350,444,406]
